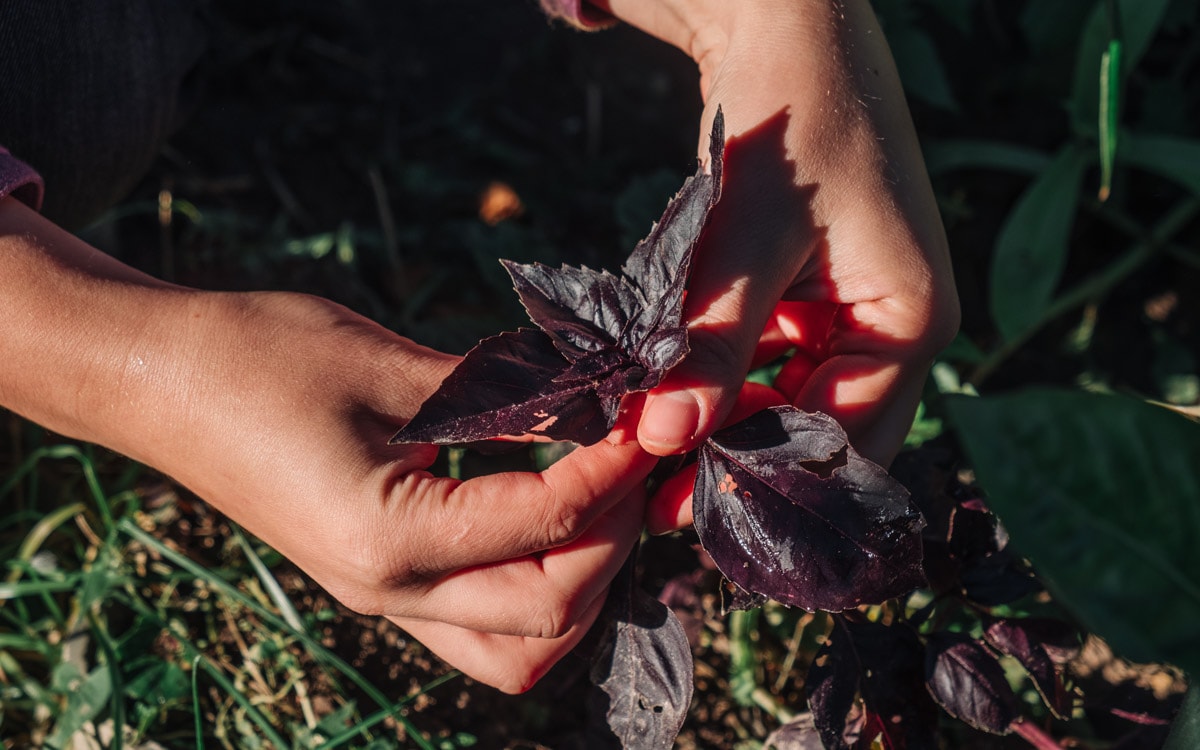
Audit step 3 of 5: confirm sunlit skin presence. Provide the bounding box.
[0,199,655,694]
[0,0,958,694]
[597,0,960,473]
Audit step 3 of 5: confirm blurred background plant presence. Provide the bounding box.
[1,0,1196,747]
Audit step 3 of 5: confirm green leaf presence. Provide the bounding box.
[946,388,1200,676]
[1070,0,1173,134]
[46,665,113,748]
[990,145,1091,341]
[316,701,359,734]
[125,660,190,705]
[886,23,959,111]
[938,332,986,365]
[1122,133,1200,195]
[919,0,973,33]
[1020,1,1095,57]
[1165,686,1200,750]
[78,546,121,611]
[922,139,1051,177]
[1098,40,1123,201]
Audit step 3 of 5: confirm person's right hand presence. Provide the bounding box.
[0,197,657,693]
[598,0,960,470]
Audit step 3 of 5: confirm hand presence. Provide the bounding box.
[0,198,657,693]
[599,0,960,469]
[139,292,655,693]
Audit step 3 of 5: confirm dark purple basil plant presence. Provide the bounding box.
[391,110,931,749]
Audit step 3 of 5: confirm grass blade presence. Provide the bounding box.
[87,610,125,750]
[316,671,460,750]
[3,501,85,585]
[0,578,82,599]
[1098,39,1123,201]
[121,594,290,749]
[192,655,205,750]
[118,518,445,749]
[0,445,114,532]
[231,524,304,632]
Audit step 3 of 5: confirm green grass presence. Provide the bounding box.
[0,421,458,748]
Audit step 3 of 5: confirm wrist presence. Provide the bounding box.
[0,197,204,457]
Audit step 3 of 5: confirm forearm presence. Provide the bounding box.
[0,196,204,461]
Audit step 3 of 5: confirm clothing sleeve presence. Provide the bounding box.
[0,146,44,211]
[539,0,616,29]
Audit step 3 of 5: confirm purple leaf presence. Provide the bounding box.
[807,620,862,750]
[808,618,938,750]
[502,260,638,361]
[390,328,610,445]
[396,110,726,447]
[924,632,1020,734]
[983,617,1080,719]
[694,406,926,612]
[762,713,827,750]
[620,108,724,365]
[589,557,693,749]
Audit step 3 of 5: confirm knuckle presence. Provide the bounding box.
[917,293,962,357]
[529,597,575,640]
[495,668,540,695]
[537,496,585,549]
[328,582,384,616]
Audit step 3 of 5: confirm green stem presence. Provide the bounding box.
[970,195,1200,385]
[87,609,125,750]
[0,445,114,532]
[192,656,205,750]
[728,608,759,709]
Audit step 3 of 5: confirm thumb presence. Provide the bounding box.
[637,287,777,455]
[636,110,812,455]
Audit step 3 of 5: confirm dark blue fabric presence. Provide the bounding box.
[0,1,210,228]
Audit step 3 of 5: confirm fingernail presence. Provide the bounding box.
[639,390,701,454]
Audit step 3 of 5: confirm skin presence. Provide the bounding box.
[0,197,655,693]
[0,0,958,693]
[598,0,960,473]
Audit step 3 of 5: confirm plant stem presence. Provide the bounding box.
[1011,717,1062,750]
[970,195,1200,385]
[87,609,125,750]
[728,608,760,709]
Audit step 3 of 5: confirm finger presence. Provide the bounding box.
[771,300,838,354]
[792,352,925,468]
[769,302,833,400]
[389,592,606,695]
[726,381,788,423]
[406,490,644,637]
[788,300,937,467]
[773,351,819,402]
[750,314,793,368]
[647,463,696,535]
[638,116,814,456]
[389,436,656,577]
[644,381,783,535]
